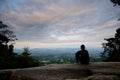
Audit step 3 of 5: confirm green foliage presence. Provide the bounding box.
[22,47,31,56]
[0,21,39,69]
[101,0,120,61]
[17,47,39,68]
[0,45,40,69]
[101,28,120,62]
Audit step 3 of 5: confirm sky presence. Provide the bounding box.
[0,0,120,48]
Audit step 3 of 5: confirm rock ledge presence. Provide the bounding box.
[0,62,120,80]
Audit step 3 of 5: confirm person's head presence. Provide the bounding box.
[81,44,85,50]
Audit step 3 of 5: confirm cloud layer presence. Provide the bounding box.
[0,0,120,48]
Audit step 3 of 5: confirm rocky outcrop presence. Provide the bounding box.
[0,62,120,80]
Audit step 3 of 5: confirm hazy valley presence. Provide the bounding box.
[14,47,103,65]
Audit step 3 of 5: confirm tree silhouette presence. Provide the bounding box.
[110,0,120,21]
[0,21,17,69]
[101,28,120,61]
[0,21,17,44]
[15,47,39,68]
[111,0,120,6]
[0,21,39,69]
[22,47,31,56]
[101,0,120,61]
[0,21,17,57]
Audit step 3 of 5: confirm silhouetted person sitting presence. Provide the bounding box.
[75,45,89,64]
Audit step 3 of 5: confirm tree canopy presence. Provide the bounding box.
[111,0,120,6]
[0,21,39,69]
[101,28,120,61]
[0,21,17,44]
[101,0,120,61]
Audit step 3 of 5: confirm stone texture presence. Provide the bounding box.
[86,75,119,80]
[0,62,120,80]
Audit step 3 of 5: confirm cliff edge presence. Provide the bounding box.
[0,62,120,80]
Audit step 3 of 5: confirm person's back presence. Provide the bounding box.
[75,45,89,64]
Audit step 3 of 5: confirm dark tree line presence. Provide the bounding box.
[0,21,39,69]
[101,0,120,62]
[101,28,120,61]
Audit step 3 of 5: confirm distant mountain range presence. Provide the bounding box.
[14,47,103,57]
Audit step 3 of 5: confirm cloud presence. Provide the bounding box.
[15,41,102,48]
[0,0,120,48]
